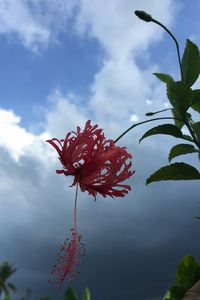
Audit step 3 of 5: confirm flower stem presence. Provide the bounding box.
[151,18,183,81]
[145,108,172,116]
[74,183,78,231]
[135,10,183,81]
[114,117,188,144]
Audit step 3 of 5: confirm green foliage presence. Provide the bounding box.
[140,41,200,186]
[163,256,200,300]
[65,287,79,300]
[65,287,91,300]
[82,288,91,300]
[171,109,191,130]
[167,80,192,115]
[146,162,200,185]
[3,294,11,300]
[139,124,183,143]
[191,89,200,113]
[0,262,17,299]
[191,122,200,144]
[182,134,192,141]
[153,73,173,84]
[182,39,200,87]
[168,143,199,162]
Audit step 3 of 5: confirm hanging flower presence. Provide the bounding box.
[47,120,134,288]
[46,120,134,200]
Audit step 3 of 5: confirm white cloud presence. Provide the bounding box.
[0,0,178,160]
[0,109,35,160]
[0,0,77,52]
[72,0,177,135]
[75,0,175,59]
[130,114,138,122]
[0,108,54,166]
[45,89,88,137]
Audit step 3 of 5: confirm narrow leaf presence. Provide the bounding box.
[65,287,79,300]
[153,73,173,84]
[146,162,200,185]
[168,143,198,162]
[82,288,91,300]
[182,39,200,86]
[139,124,183,143]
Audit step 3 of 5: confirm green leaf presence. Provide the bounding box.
[182,39,200,86]
[163,290,171,300]
[182,134,192,141]
[168,143,198,162]
[167,80,192,115]
[153,73,173,84]
[176,256,199,289]
[139,124,183,143]
[166,285,186,299]
[171,109,191,129]
[65,287,79,300]
[146,162,200,185]
[191,121,200,144]
[191,89,200,113]
[82,288,91,300]
[3,294,11,300]
[163,256,200,300]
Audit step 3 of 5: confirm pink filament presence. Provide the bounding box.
[48,184,85,288]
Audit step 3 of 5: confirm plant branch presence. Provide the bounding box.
[114,117,193,144]
[183,117,200,149]
[135,10,183,81]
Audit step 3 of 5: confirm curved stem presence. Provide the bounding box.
[151,18,183,81]
[183,118,200,149]
[114,117,189,144]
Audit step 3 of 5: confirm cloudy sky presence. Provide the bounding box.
[0,1,200,300]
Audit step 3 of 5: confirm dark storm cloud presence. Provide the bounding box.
[1,132,200,300]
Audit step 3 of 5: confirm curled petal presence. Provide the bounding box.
[47,120,134,199]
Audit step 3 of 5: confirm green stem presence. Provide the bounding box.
[114,117,192,144]
[183,117,200,149]
[151,18,183,81]
[134,11,183,81]
[146,108,172,116]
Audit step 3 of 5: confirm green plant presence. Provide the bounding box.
[133,10,200,299]
[0,262,17,300]
[163,256,200,300]
[65,287,91,300]
[115,17,200,185]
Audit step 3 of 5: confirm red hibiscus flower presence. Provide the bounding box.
[47,120,134,199]
[47,120,134,288]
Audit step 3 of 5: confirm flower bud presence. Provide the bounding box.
[135,10,152,22]
[145,112,154,116]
